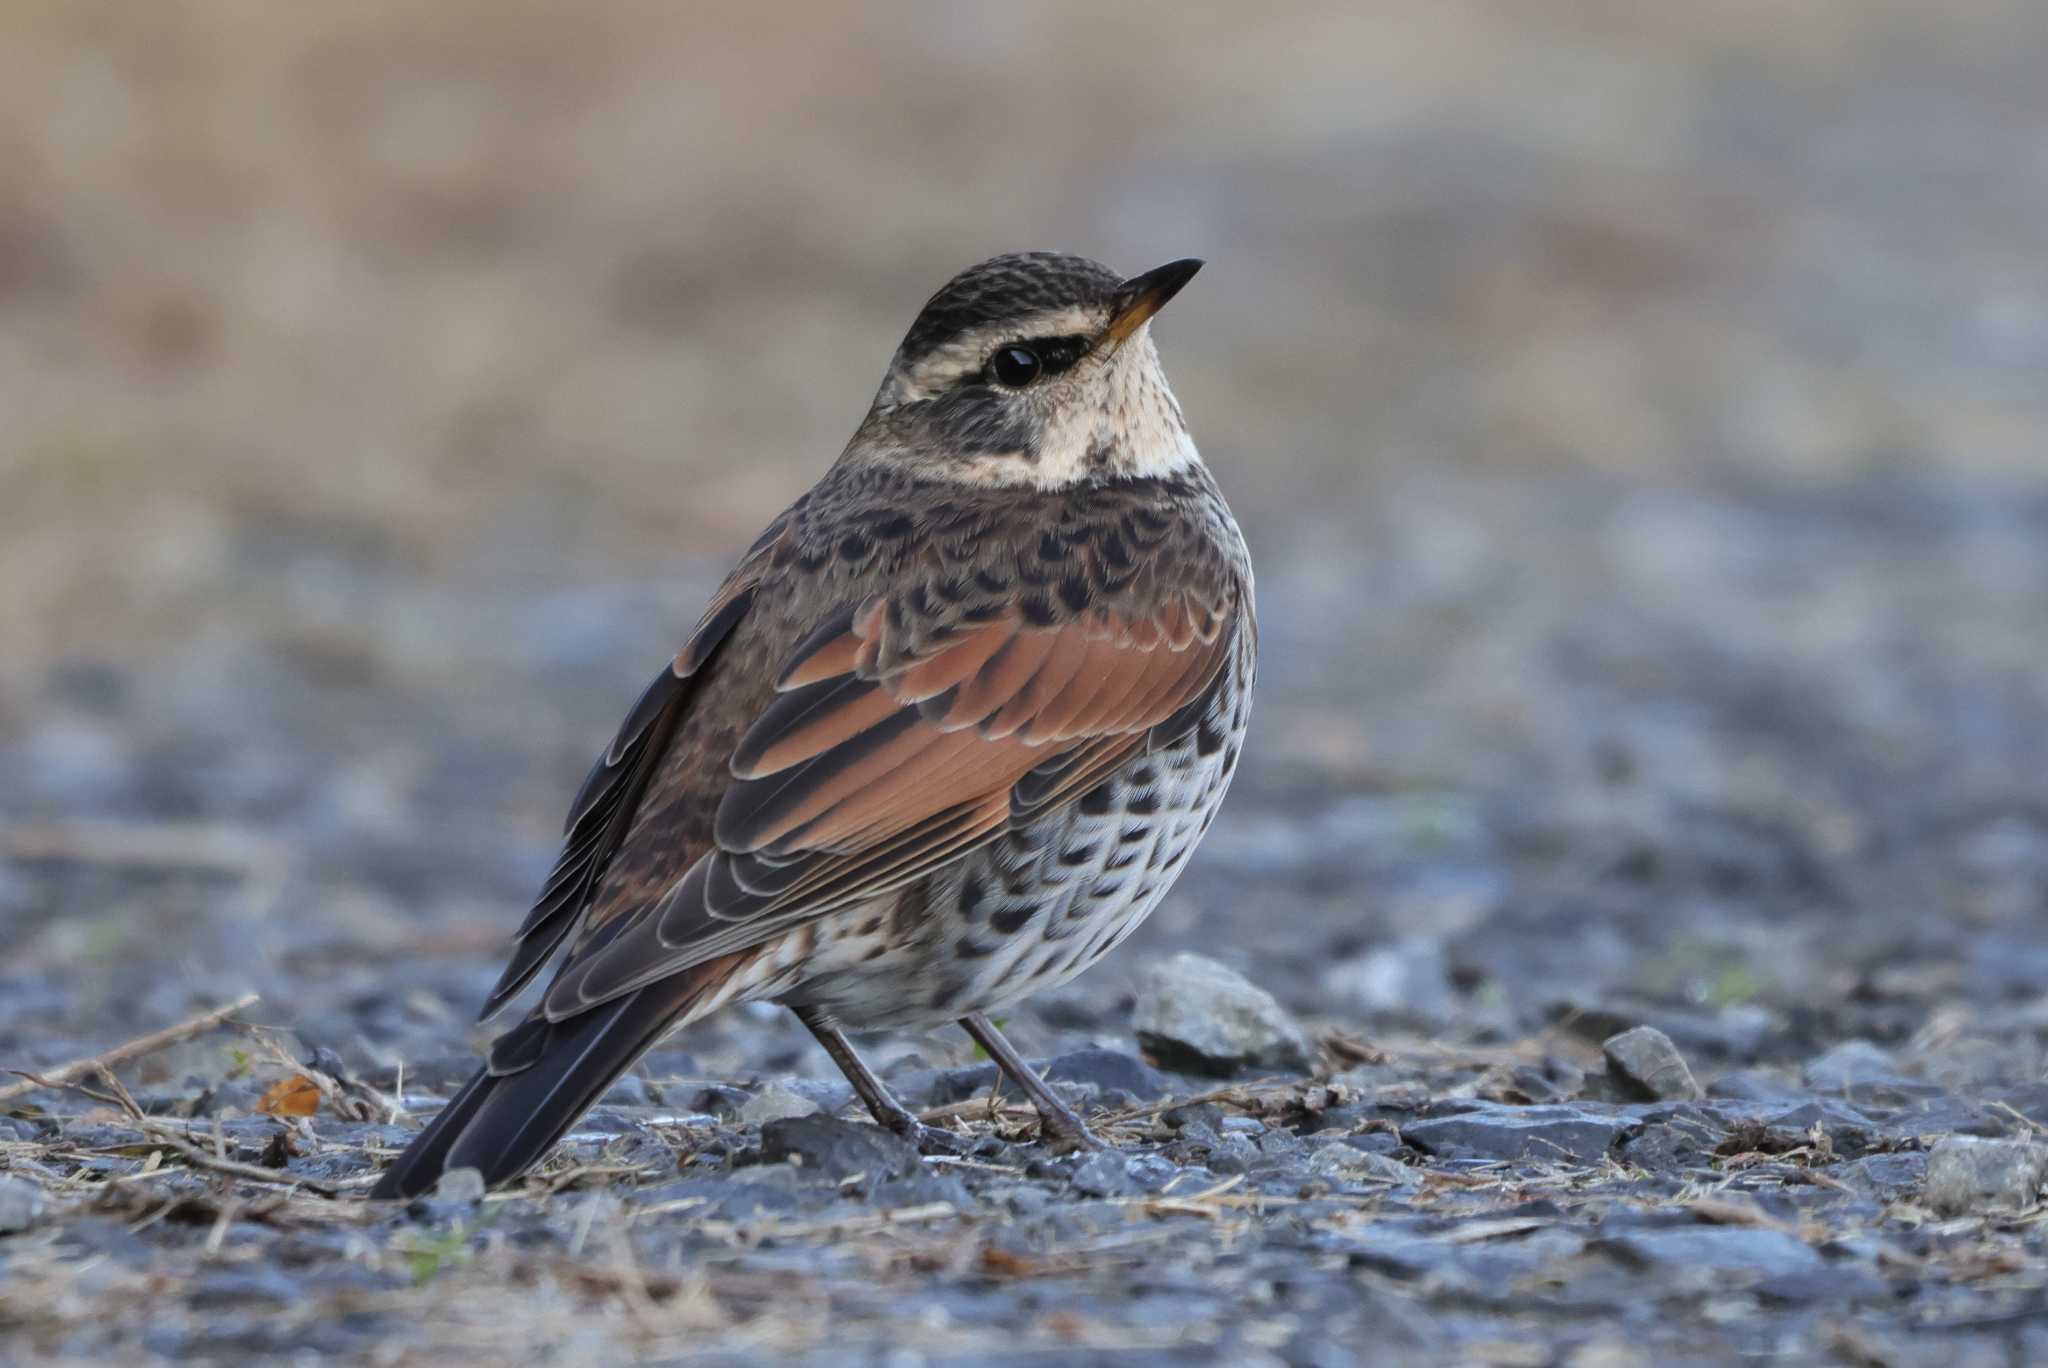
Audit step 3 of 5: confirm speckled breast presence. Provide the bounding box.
[787,618,1255,1032]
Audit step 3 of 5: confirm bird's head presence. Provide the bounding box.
[858,252,1204,489]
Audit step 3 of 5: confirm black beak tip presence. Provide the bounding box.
[1125,257,1205,307]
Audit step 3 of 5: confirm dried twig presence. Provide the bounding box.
[1097,1077,1322,1127]
[0,993,260,1104]
[916,1095,1035,1125]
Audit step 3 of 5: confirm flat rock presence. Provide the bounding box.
[757,1115,919,1182]
[1404,1104,1636,1164]
[1617,1108,1728,1172]
[1132,952,1314,1077]
[1603,1025,1703,1102]
[1921,1136,2048,1216]
[1594,1226,1825,1283]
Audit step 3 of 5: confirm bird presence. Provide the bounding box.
[372,251,1255,1199]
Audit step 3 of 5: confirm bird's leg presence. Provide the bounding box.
[958,1013,1107,1151]
[791,1007,970,1156]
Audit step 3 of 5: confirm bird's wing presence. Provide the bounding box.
[474,524,782,1022]
[537,572,1244,1021]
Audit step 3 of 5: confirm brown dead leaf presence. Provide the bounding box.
[979,1246,1043,1278]
[257,1075,321,1119]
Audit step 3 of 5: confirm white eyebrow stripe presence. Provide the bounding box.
[899,305,1107,398]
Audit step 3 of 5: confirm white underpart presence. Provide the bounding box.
[1034,326,1202,486]
[965,325,1201,490]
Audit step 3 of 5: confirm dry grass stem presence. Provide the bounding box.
[0,993,261,1104]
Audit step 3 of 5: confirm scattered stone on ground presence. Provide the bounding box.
[1402,1101,1636,1163]
[1603,1025,1703,1102]
[755,1114,921,1182]
[1131,952,1314,1077]
[8,7,2048,1358]
[1921,1136,2048,1217]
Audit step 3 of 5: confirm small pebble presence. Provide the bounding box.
[1922,1137,2048,1217]
[1603,1025,1703,1102]
[0,1176,48,1234]
[1070,1151,1137,1198]
[433,1167,487,1205]
[1132,952,1314,1076]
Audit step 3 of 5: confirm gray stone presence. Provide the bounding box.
[1840,1151,1930,1200]
[1618,1108,1728,1172]
[1753,1098,1879,1136]
[740,1082,824,1125]
[1124,1152,1182,1193]
[1308,1143,1413,1185]
[757,1115,920,1182]
[1070,1151,1139,1198]
[1132,952,1314,1077]
[1603,1025,1703,1102]
[1043,1048,1171,1104]
[0,1176,47,1234]
[1404,1104,1635,1163]
[1594,1226,1825,1282]
[1921,1136,2048,1216]
[1803,1040,1901,1091]
[431,1167,486,1205]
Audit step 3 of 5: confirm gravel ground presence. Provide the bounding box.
[5,4,2048,1365]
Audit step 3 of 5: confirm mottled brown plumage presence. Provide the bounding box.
[375,252,1254,1199]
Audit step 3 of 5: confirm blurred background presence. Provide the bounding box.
[4,0,2047,1085]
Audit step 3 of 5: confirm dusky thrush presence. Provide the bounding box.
[373,252,1255,1198]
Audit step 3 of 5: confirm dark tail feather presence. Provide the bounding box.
[370,988,687,1201]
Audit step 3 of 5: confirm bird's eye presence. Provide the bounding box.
[988,346,1042,388]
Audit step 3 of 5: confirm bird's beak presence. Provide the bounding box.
[1099,258,1204,349]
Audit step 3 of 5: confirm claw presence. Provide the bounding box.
[892,1119,975,1157]
[1036,1119,1108,1154]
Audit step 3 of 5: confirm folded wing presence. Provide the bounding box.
[539,578,1241,1020]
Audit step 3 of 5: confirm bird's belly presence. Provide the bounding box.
[782,687,1247,1033]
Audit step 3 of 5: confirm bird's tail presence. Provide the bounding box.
[371,980,705,1201]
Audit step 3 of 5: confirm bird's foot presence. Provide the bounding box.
[1034,1116,1110,1154]
[884,1117,975,1157]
